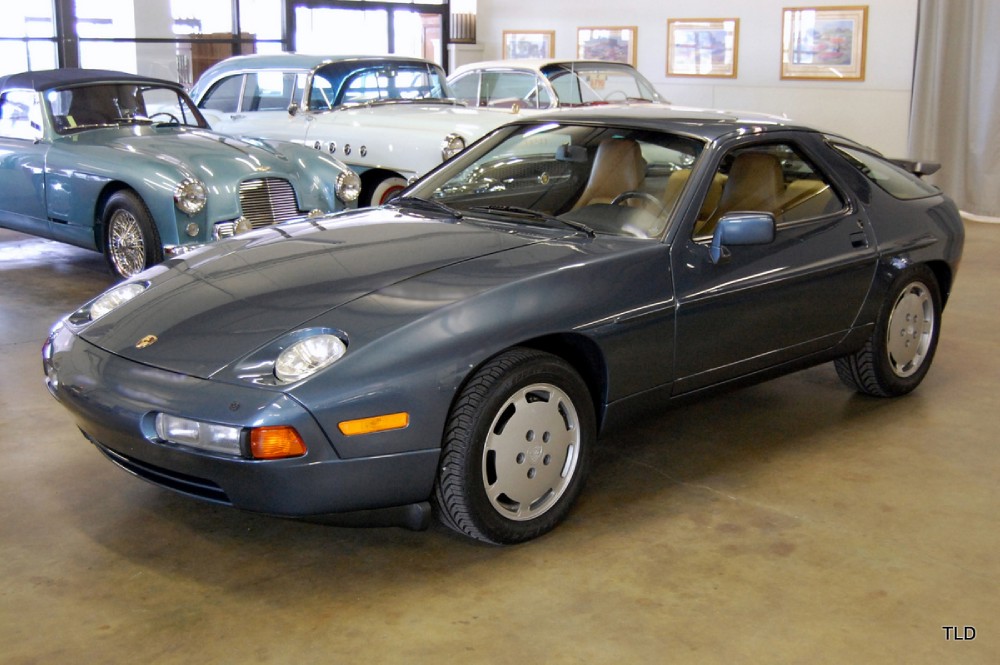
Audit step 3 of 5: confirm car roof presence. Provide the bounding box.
[0,68,178,92]
[200,53,439,74]
[506,104,811,141]
[451,59,639,76]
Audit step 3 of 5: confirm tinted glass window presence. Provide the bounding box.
[200,75,243,113]
[834,144,939,200]
[692,142,846,238]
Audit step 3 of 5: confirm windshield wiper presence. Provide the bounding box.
[467,205,595,237]
[386,196,463,219]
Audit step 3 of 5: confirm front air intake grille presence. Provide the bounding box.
[89,436,231,505]
[238,178,301,228]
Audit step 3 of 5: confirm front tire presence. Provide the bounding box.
[103,190,163,279]
[835,265,942,397]
[434,348,595,544]
[365,176,407,207]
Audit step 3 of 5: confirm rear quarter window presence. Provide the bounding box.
[833,144,940,200]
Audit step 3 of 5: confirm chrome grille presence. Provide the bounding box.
[238,178,301,228]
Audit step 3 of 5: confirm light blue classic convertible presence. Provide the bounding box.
[0,68,361,278]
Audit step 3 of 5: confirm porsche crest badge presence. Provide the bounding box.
[135,335,158,349]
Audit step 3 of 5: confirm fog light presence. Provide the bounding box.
[250,426,307,459]
[185,222,200,237]
[234,217,253,235]
[155,413,242,456]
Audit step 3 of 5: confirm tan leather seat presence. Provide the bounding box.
[697,152,785,236]
[572,138,646,210]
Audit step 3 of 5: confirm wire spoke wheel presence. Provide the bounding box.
[108,209,146,277]
[102,190,162,279]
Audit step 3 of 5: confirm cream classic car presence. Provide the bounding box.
[189,54,513,205]
[448,59,667,112]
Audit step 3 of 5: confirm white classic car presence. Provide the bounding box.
[448,59,668,112]
[189,54,514,205]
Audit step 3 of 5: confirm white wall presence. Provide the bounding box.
[475,0,919,156]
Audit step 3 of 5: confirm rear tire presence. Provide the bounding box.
[103,190,163,279]
[835,265,941,397]
[434,348,595,544]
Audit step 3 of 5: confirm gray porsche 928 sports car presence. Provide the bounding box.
[44,106,964,544]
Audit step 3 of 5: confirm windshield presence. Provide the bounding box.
[311,62,452,109]
[408,122,705,239]
[46,83,207,134]
[543,63,662,106]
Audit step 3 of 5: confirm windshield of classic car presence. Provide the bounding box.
[414,123,704,239]
[47,84,206,134]
[546,65,661,105]
[311,63,452,109]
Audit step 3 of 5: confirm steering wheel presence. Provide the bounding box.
[612,191,667,238]
[612,191,664,212]
[149,111,180,124]
[603,90,630,102]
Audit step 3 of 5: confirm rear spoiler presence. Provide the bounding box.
[889,159,941,177]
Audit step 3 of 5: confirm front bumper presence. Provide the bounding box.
[43,325,439,517]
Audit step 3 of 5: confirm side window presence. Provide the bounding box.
[833,144,939,200]
[692,142,846,238]
[449,72,480,105]
[199,75,243,113]
[0,91,42,141]
[482,72,546,109]
[246,72,297,111]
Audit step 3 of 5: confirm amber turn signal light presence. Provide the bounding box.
[338,412,409,436]
[250,426,307,459]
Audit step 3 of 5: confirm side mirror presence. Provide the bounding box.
[287,102,299,117]
[709,212,776,264]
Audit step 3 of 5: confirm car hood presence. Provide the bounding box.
[319,102,513,136]
[57,126,301,179]
[79,209,557,379]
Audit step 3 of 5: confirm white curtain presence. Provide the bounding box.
[909,0,1000,220]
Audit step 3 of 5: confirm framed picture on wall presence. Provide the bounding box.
[502,30,555,59]
[666,18,739,78]
[781,6,868,80]
[576,26,637,66]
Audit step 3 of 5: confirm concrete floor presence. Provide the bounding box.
[1,222,997,664]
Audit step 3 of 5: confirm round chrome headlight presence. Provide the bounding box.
[336,170,362,203]
[275,334,347,383]
[441,133,466,161]
[174,178,208,215]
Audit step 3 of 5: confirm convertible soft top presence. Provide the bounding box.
[0,68,177,92]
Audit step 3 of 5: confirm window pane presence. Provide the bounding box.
[834,145,940,200]
[171,0,234,36]
[200,75,244,112]
[239,0,283,41]
[295,7,388,55]
[1,4,55,38]
[0,41,58,76]
[693,143,845,238]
